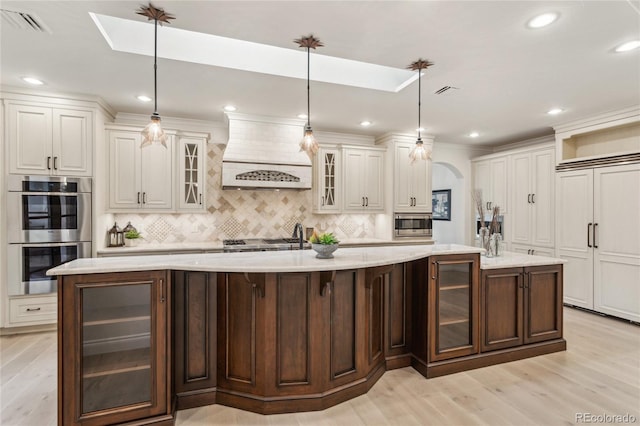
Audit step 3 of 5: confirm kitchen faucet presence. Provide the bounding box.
[292,223,304,249]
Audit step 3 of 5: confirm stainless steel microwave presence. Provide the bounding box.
[394,213,433,238]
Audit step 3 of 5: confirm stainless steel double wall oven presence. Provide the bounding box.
[7,175,91,295]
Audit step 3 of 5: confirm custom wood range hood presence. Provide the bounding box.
[222,112,312,189]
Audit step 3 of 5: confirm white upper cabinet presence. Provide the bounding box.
[108,128,174,211]
[7,102,93,176]
[472,156,508,213]
[313,146,341,213]
[177,135,207,212]
[394,142,431,212]
[343,147,384,212]
[510,147,554,248]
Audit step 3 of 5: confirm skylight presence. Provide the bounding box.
[89,12,418,93]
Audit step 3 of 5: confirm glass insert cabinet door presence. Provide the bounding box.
[178,137,205,211]
[428,255,479,362]
[60,271,168,425]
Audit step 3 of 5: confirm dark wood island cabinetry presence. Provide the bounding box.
[53,247,566,425]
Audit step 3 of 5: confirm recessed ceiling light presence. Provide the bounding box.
[22,77,44,85]
[360,121,372,127]
[137,95,152,102]
[469,132,480,138]
[297,113,308,119]
[615,40,640,53]
[547,108,563,115]
[527,12,558,29]
[223,105,237,112]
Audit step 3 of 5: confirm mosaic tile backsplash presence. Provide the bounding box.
[114,144,377,244]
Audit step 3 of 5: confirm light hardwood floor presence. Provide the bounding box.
[1,308,638,426]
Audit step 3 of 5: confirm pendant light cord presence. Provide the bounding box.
[306,46,311,128]
[153,17,158,115]
[417,68,421,139]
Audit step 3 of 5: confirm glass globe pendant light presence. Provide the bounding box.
[407,59,434,164]
[294,35,323,158]
[137,3,175,148]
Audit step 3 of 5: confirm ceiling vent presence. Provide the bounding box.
[0,9,50,33]
[434,85,459,95]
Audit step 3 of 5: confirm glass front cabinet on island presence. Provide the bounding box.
[59,271,170,425]
[428,254,479,362]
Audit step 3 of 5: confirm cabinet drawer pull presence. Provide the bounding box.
[137,192,141,204]
[362,197,365,207]
[321,196,325,206]
[531,193,535,204]
[587,223,592,248]
[26,307,41,312]
[365,197,369,207]
[199,194,203,205]
[160,279,165,303]
[527,194,531,203]
[593,223,598,248]
[143,192,147,204]
[53,156,58,170]
[47,156,51,170]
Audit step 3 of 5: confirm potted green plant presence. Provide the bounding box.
[124,229,142,247]
[308,231,340,259]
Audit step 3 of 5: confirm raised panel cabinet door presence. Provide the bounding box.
[490,157,508,213]
[8,104,52,174]
[364,265,389,370]
[473,160,492,207]
[480,268,524,352]
[556,169,594,309]
[141,139,174,210]
[52,109,93,176]
[593,163,640,322]
[394,144,413,211]
[177,137,205,211]
[326,269,360,387]
[342,149,365,210]
[531,149,555,247]
[412,154,431,211]
[363,150,384,211]
[217,273,265,394]
[524,265,563,344]
[108,131,142,210]
[385,263,411,363]
[173,271,217,399]
[510,153,532,245]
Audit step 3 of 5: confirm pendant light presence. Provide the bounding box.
[137,3,175,148]
[294,35,323,158]
[407,59,434,164]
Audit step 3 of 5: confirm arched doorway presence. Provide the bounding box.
[432,162,465,244]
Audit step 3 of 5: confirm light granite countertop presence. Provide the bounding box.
[52,244,478,276]
[480,251,566,270]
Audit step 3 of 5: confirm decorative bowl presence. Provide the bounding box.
[312,243,338,259]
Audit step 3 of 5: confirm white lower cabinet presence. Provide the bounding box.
[556,163,640,322]
[8,295,57,326]
[108,128,174,211]
[343,147,384,212]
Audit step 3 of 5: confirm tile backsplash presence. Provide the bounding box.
[114,144,377,244]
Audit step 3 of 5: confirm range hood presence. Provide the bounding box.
[222,112,312,189]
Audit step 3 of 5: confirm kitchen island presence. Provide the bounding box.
[49,245,566,425]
